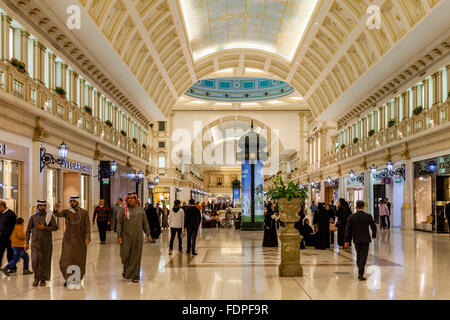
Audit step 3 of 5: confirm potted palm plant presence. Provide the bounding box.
[132,137,138,143]
[368,129,375,137]
[104,120,113,128]
[55,86,66,98]
[83,106,92,115]
[266,175,308,277]
[353,137,359,144]
[340,144,346,149]
[413,106,423,116]
[120,130,127,137]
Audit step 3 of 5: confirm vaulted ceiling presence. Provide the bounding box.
[6,0,449,123]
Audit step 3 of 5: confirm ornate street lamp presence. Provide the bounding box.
[349,170,355,179]
[386,160,394,172]
[97,160,117,182]
[327,176,332,185]
[428,160,437,172]
[40,141,69,172]
[370,164,377,176]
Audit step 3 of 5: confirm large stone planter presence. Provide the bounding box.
[278,198,303,277]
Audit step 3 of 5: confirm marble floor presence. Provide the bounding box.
[0,227,449,300]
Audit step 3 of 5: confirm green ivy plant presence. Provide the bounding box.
[266,176,308,202]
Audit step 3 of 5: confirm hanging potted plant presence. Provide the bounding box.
[83,106,92,115]
[142,143,147,149]
[55,86,66,98]
[132,137,138,143]
[413,106,423,116]
[340,144,346,149]
[368,129,375,137]
[104,120,113,128]
[8,58,28,74]
[120,130,127,137]
[353,137,359,144]
[388,119,396,128]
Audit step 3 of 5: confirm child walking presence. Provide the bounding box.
[1,218,33,276]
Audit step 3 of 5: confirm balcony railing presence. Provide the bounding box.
[0,62,149,162]
[321,101,450,167]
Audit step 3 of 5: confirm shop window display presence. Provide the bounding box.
[0,159,20,214]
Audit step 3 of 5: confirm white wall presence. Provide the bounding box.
[393,181,404,228]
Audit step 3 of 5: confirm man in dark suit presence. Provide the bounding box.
[184,199,201,255]
[345,200,377,281]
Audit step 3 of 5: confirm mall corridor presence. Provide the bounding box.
[1,228,449,300]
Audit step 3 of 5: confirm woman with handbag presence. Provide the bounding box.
[313,203,330,250]
[263,201,278,247]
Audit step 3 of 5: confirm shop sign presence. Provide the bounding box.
[102,178,110,185]
[61,160,93,173]
[381,177,391,184]
[0,144,6,155]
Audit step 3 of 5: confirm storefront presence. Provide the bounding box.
[0,136,31,219]
[325,178,339,204]
[310,182,321,203]
[414,155,450,233]
[344,174,364,212]
[153,186,170,208]
[40,143,93,239]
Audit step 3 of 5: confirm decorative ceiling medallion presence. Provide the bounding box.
[185,78,294,102]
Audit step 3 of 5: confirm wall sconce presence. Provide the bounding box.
[97,160,117,182]
[370,164,377,176]
[327,176,332,184]
[349,170,364,184]
[428,160,437,172]
[386,161,394,172]
[40,141,69,172]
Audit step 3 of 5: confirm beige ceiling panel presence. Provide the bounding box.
[355,32,378,67]
[304,51,325,72]
[342,0,368,19]
[367,29,392,57]
[329,1,357,33]
[331,65,349,92]
[381,0,407,43]
[101,0,127,41]
[136,0,162,17]
[300,60,320,79]
[316,30,339,56]
[113,16,135,55]
[325,74,340,98]
[322,16,347,45]
[88,0,112,26]
[143,2,170,32]
[290,77,308,96]
[398,0,426,27]
[319,82,334,104]
[309,40,331,65]
[137,59,152,83]
[427,0,441,8]
[268,60,289,79]
[296,67,314,87]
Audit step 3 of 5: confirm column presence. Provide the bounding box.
[61,64,67,92]
[423,78,430,109]
[432,70,442,106]
[1,14,11,62]
[33,40,40,82]
[363,170,370,214]
[70,70,78,105]
[401,160,414,230]
[48,53,55,90]
[79,78,85,107]
[446,65,450,102]
[379,106,385,130]
[87,84,93,108]
[20,30,29,69]
[38,42,45,84]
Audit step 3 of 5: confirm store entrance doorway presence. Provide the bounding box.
[373,184,386,224]
[435,176,449,233]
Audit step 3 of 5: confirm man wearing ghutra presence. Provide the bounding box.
[25,200,58,286]
[117,192,151,283]
[53,195,91,286]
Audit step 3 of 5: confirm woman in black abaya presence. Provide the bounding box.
[336,198,352,249]
[145,203,161,243]
[263,201,278,247]
[313,203,330,249]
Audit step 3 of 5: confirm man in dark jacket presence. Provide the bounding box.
[0,201,17,273]
[345,200,377,281]
[184,199,201,255]
[92,199,111,244]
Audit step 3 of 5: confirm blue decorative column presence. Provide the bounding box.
[237,121,268,231]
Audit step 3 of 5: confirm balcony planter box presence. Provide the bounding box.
[388,119,396,128]
[105,120,113,128]
[9,58,28,74]
[83,106,92,115]
[120,130,127,137]
[340,144,345,149]
[413,106,423,116]
[132,138,138,143]
[368,129,375,137]
[142,144,147,149]
[55,86,66,99]
[353,137,359,144]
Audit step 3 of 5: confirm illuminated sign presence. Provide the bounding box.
[60,159,92,173]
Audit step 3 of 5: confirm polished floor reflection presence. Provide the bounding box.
[1,227,449,300]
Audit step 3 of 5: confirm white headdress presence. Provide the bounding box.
[35,200,54,225]
[67,195,80,213]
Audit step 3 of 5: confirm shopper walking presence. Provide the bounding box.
[1,217,33,277]
[112,198,123,233]
[168,200,185,255]
[26,200,57,286]
[93,199,111,244]
[310,200,318,215]
[336,198,352,249]
[117,192,151,283]
[145,203,161,243]
[345,200,377,281]
[313,203,331,250]
[0,201,17,274]
[184,199,201,255]
[53,196,91,287]
[379,200,389,230]
[384,198,391,229]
